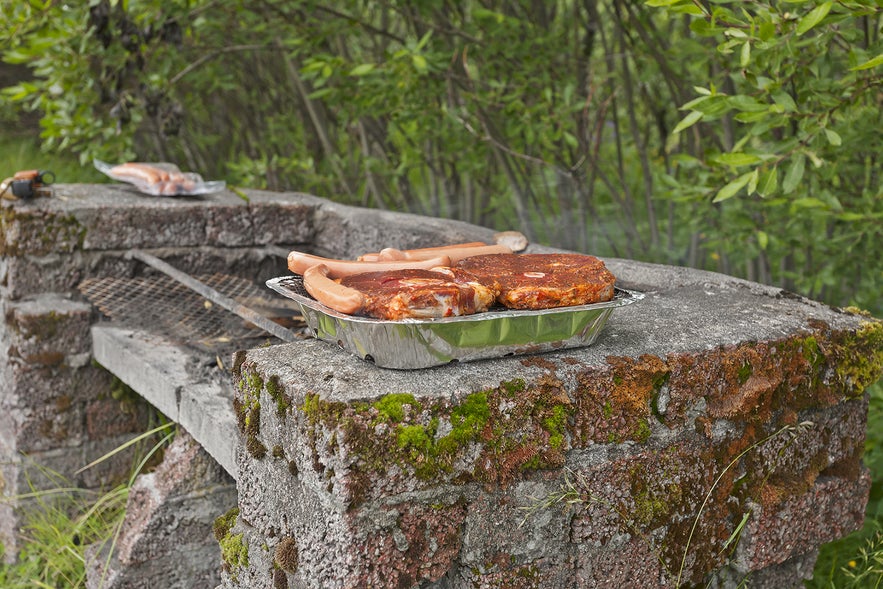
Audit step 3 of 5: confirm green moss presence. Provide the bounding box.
[236,368,268,459]
[450,391,490,440]
[633,419,652,443]
[397,424,433,452]
[602,400,613,419]
[501,378,526,395]
[272,445,285,459]
[266,375,290,417]
[515,564,539,579]
[219,532,249,576]
[373,393,422,423]
[543,405,568,450]
[213,507,240,542]
[231,350,247,377]
[835,320,883,395]
[737,361,753,385]
[247,436,267,459]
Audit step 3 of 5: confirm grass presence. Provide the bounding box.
[0,423,175,588]
[0,121,106,187]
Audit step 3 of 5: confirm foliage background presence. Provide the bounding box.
[1,0,881,586]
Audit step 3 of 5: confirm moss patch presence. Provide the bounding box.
[234,366,267,459]
[573,354,668,446]
[298,377,573,506]
[0,208,87,257]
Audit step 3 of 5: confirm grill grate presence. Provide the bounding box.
[79,273,308,353]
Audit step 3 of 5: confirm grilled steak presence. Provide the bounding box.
[339,268,497,320]
[454,253,616,309]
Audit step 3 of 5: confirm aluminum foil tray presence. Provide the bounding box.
[266,276,643,370]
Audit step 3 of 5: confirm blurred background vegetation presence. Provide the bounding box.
[1,0,881,586]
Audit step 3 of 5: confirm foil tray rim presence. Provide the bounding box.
[266,276,643,324]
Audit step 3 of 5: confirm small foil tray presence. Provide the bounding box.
[266,276,643,370]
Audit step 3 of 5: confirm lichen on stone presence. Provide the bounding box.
[274,536,299,573]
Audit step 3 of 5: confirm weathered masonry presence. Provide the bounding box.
[1,184,880,589]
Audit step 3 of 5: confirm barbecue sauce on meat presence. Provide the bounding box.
[339,269,495,320]
[455,253,616,309]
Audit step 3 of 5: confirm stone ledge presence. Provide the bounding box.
[91,325,237,478]
[1,185,323,255]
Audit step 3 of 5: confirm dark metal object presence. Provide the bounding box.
[127,250,300,343]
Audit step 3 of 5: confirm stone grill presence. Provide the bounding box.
[0,183,879,589]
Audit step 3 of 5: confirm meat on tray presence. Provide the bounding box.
[287,243,617,320]
[455,253,616,310]
[339,268,496,320]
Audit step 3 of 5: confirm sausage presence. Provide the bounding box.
[493,231,529,252]
[287,250,451,278]
[358,241,487,262]
[109,163,166,186]
[374,243,513,263]
[302,264,366,315]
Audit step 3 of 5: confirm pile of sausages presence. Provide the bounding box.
[108,162,198,196]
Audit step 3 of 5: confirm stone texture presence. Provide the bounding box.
[85,429,237,589]
[1,184,320,257]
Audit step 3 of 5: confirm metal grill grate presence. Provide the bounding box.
[79,273,307,353]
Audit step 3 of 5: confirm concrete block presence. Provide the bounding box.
[179,382,238,480]
[85,430,236,589]
[3,294,94,363]
[226,250,881,588]
[734,472,871,572]
[91,326,185,422]
[92,325,239,479]
[311,201,498,259]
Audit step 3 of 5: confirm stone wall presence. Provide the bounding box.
[0,184,320,562]
[224,253,882,587]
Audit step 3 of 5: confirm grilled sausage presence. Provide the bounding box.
[358,241,487,262]
[287,251,452,278]
[374,243,513,263]
[302,264,366,315]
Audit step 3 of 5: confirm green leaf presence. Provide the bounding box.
[795,2,832,36]
[715,153,761,167]
[740,41,751,68]
[758,167,778,197]
[411,54,428,72]
[747,168,760,194]
[782,154,806,194]
[850,53,883,71]
[727,95,767,112]
[792,197,828,209]
[672,110,703,134]
[349,63,375,76]
[713,172,754,203]
[757,231,769,251]
[771,91,797,113]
